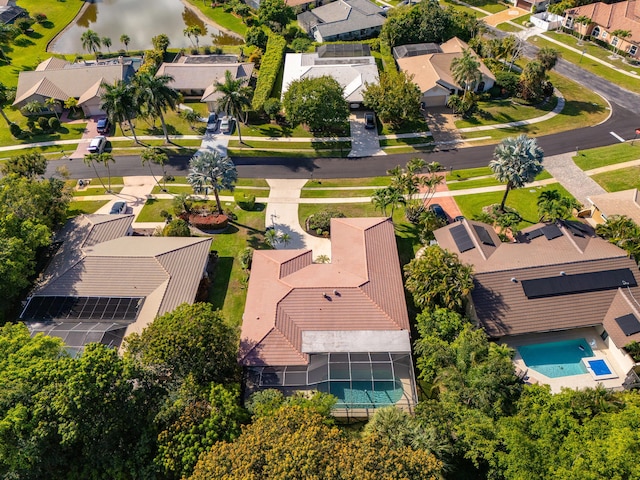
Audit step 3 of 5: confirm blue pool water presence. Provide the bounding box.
[587,359,612,376]
[325,381,404,408]
[517,339,594,378]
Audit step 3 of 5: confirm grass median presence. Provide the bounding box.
[590,166,640,192]
[573,143,640,170]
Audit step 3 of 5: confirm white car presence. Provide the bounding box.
[220,116,234,134]
[87,135,106,153]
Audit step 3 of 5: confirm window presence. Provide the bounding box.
[602,31,608,39]
[601,330,609,341]
[612,36,618,47]
[592,26,600,38]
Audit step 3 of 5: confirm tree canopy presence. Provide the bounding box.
[362,71,422,127]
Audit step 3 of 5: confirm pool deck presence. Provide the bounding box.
[502,327,627,393]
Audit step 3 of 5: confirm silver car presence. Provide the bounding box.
[220,116,233,134]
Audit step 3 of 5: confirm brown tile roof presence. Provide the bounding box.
[602,289,640,348]
[435,220,640,339]
[240,217,410,366]
[566,1,640,44]
[588,188,640,224]
[397,38,495,94]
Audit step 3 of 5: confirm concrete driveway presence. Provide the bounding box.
[348,111,385,158]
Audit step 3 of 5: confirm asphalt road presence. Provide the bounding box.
[48,33,640,180]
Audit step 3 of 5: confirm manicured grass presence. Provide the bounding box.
[461,71,609,140]
[208,204,267,325]
[513,13,532,25]
[229,148,348,158]
[461,0,508,13]
[300,188,378,198]
[446,168,552,189]
[150,185,193,195]
[447,166,494,180]
[183,0,248,37]
[497,23,523,33]
[228,140,352,151]
[590,166,640,192]
[0,111,87,147]
[73,186,123,196]
[456,96,557,129]
[573,143,640,170]
[0,0,82,86]
[298,203,423,265]
[379,137,433,147]
[531,35,640,94]
[137,198,173,222]
[240,122,313,138]
[380,118,430,136]
[447,177,503,190]
[67,200,109,218]
[304,177,391,188]
[113,108,201,138]
[454,182,576,228]
[384,144,437,154]
[439,0,487,17]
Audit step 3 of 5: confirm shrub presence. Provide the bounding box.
[234,192,256,210]
[494,71,520,96]
[203,46,211,54]
[37,116,50,131]
[233,2,250,16]
[246,26,269,50]
[34,13,47,23]
[307,208,345,233]
[26,118,35,131]
[248,48,263,68]
[290,37,311,53]
[9,123,22,138]
[163,219,191,237]
[15,17,35,33]
[625,341,640,363]
[263,98,281,120]
[252,34,287,112]
[48,117,60,130]
[239,247,254,270]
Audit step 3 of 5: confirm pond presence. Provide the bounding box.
[49,0,243,54]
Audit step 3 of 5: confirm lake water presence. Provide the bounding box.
[49,0,242,54]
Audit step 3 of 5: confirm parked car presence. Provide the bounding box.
[96,118,110,134]
[109,201,127,214]
[429,203,448,224]
[364,112,376,130]
[206,113,218,133]
[87,135,106,153]
[220,116,234,134]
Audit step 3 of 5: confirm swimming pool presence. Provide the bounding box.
[324,380,405,408]
[517,339,594,378]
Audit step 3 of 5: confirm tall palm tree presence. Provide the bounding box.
[611,29,632,57]
[101,80,139,143]
[187,151,238,214]
[536,46,560,72]
[22,100,43,115]
[183,25,205,49]
[101,37,112,54]
[120,34,130,53]
[140,147,169,191]
[573,15,591,42]
[45,97,60,119]
[450,49,482,98]
[371,186,405,217]
[98,152,116,192]
[83,153,108,192]
[490,134,544,212]
[133,72,181,143]
[81,29,101,56]
[214,70,253,144]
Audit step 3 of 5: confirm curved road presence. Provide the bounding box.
[50,35,640,180]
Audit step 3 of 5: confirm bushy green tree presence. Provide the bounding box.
[1,152,47,178]
[258,0,295,32]
[362,71,422,127]
[283,76,349,133]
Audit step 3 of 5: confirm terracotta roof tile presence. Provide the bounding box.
[588,188,640,224]
[566,1,640,44]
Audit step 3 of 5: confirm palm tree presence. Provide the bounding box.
[180,108,200,130]
[45,97,60,119]
[490,134,544,212]
[81,29,101,56]
[536,47,560,72]
[140,147,169,191]
[0,82,15,125]
[98,152,116,192]
[611,29,632,57]
[101,80,139,143]
[101,37,112,54]
[187,151,238,214]
[596,215,640,259]
[183,25,205,49]
[537,189,580,222]
[133,72,181,143]
[83,153,108,192]
[388,158,443,221]
[214,70,253,144]
[22,100,43,115]
[450,49,481,98]
[573,15,591,42]
[120,34,130,53]
[371,186,405,217]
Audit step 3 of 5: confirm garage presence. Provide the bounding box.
[423,95,448,107]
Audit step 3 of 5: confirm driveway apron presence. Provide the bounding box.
[543,152,606,206]
[348,112,385,157]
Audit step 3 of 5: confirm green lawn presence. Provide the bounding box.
[303,177,391,188]
[446,169,552,190]
[73,186,123,196]
[497,23,524,33]
[229,148,349,158]
[590,166,640,192]
[573,143,640,170]
[531,35,640,94]
[462,0,509,13]
[0,108,87,147]
[208,204,267,325]
[456,96,558,129]
[66,200,109,218]
[227,140,352,151]
[300,188,378,198]
[439,0,487,17]
[461,71,609,140]
[513,13,532,25]
[240,122,314,138]
[447,166,494,181]
[113,107,203,138]
[380,118,430,136]
[183,0,248,37]
[0,0,82,86]
[379,137,433,147]
[137,198,173,222]
[454,182,576,228]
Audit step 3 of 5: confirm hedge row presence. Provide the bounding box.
[251,34,287,112]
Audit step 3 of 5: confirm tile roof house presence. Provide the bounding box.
[281,44,379,105]
[13,57,137,117]
[564,1,640,58]
[156,55,254,112]
[588,188,640,224]
[396,37,496,107]
[297,0,386,43]
[240,217,417,417]
[434,218,640,389]
[21,214,212,355]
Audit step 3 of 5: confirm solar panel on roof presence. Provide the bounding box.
[521,268,637,299]
[21,296,144,322]
[542,224,563,240]
[525,228,544,240]
[450,224,475,252]
[473,225,495,246]
[564,221,589,237]
[615,313,640,336]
